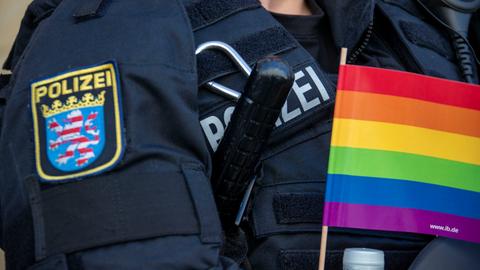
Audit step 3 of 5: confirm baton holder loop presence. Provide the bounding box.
[195,41,252,101]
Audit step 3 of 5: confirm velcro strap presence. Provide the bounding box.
[186,0,261,31]
[273,193,323,224]
[197,26,296,85]
[73,0,107,19]
[279,250,321,270]
[27,163,209,259]
[279,250,352,270]
[251,183,324,237]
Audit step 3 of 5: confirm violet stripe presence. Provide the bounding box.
[323,202,480,243]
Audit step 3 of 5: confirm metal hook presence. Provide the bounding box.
[195,41,252,101]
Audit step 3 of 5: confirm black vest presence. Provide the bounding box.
[194,1,477,270]
[0,0,476,269]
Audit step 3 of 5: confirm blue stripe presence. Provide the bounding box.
[325,174,480,219]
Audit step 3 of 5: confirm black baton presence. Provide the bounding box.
[212,56,294,227]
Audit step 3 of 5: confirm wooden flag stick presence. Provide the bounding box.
[340,47,348,66]
[318,225,329,270]
[318,48,348,270]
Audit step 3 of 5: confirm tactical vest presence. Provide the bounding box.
[0,0,475,270]
[189,1,452,270]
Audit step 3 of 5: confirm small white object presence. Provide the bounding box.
[343,248,385,270]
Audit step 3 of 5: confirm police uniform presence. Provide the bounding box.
[0,0,241,269]
[194,0,478,269]
[0,0,478,270]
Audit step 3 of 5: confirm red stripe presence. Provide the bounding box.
[69,137,89,143]
[78,148,93,154]
[59,151,74,158]
[59,127,81,136]
[49,122,59,129]
[50,140,67,148]
[68,116,83,122]
[338,65,480,111]
[50,142,62,149]
[88,113,97,120]
[77,158,88,166]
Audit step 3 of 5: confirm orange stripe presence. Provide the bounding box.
[335,90,480,138]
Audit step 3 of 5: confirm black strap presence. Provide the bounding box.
[251,183,325,237]
[273,193,324,224]
[27,163,212,259]
[182,164,222,244]
[279,250,321,270]
[197,26,296,85]
[185,0,261,31]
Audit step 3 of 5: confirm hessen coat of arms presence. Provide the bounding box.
[31,62,124,182]
[43,92,106,171]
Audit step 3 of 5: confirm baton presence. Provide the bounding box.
[211,56,294,227]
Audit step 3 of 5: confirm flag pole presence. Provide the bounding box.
[340,47,348,67]
[318,225,329,270]
[318,47,348,270]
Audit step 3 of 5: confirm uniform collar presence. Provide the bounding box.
[270,1,325,38]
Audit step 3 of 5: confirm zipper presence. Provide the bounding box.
[347,21,374,64]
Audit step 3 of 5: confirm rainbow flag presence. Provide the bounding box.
[323,64,480,243]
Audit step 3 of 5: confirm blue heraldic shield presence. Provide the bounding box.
[45,103,106,171]
[31,61,124,182]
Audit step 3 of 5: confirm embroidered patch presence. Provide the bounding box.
[31,61,124,182]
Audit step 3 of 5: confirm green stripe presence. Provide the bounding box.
[328,147,480,193]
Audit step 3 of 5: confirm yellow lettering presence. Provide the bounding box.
[106,70,112,87]
[48,82,62,99]
[94,72,106,89]
[35,86,48,103]
[62,80,72,95]
[79,74,93,91]
[73,77,79,92]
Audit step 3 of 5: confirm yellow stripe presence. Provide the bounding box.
[331,118,480,166]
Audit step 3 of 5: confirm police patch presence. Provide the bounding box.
[31,62,124,182]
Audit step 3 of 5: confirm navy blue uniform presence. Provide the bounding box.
[0,0,478,269]
[0,0,239,269]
